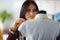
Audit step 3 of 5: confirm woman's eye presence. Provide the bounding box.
[33,9,37,12]
[27,9,30,12]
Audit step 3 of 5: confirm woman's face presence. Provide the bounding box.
[25,4,37,20]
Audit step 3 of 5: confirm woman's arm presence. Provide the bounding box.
[7,30,19,40]
[7,18,26,40]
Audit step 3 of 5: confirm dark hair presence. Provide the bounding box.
[19,0,39,19]
[38,10,47,14]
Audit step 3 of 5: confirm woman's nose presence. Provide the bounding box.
[30,12,34,15]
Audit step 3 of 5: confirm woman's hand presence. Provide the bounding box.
[11,18,26,32]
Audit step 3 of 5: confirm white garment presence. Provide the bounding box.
[18,14,60,40]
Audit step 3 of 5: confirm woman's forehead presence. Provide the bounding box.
[28,4,36,10]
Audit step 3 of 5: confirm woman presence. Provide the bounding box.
[7,0,39,40]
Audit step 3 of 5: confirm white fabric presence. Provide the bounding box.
[18,14,60,40]
[35,14,48,19]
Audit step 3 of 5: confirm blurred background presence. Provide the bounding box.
[0,0,60,40]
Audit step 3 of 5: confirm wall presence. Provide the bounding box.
[0,0,60,29]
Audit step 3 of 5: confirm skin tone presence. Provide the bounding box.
[25,4,37,20]
[11,4,37,31]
